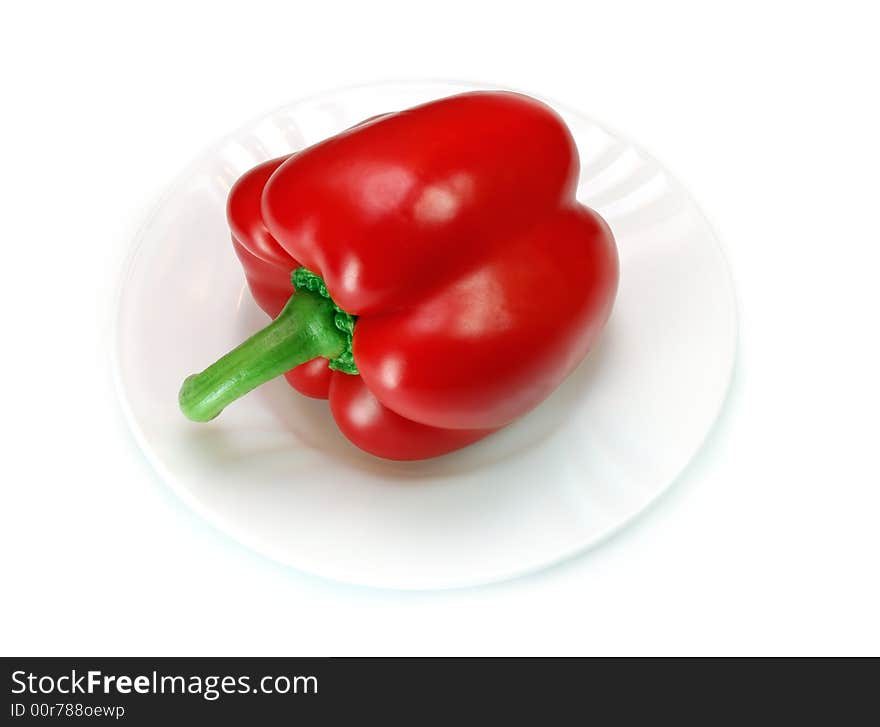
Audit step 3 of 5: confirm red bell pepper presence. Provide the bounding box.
[179,92,618,460]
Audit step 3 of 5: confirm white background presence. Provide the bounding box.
[2,1,878,655]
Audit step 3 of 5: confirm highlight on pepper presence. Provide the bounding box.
[179,91,619,460]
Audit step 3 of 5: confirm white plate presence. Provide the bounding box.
[114,81,736,589]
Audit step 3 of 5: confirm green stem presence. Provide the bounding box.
[179,290,346,422]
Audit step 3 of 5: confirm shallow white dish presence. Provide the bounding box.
[114,81,736,589]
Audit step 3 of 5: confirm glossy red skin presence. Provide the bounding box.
[227,155,335,398]
[228,92,618,459]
